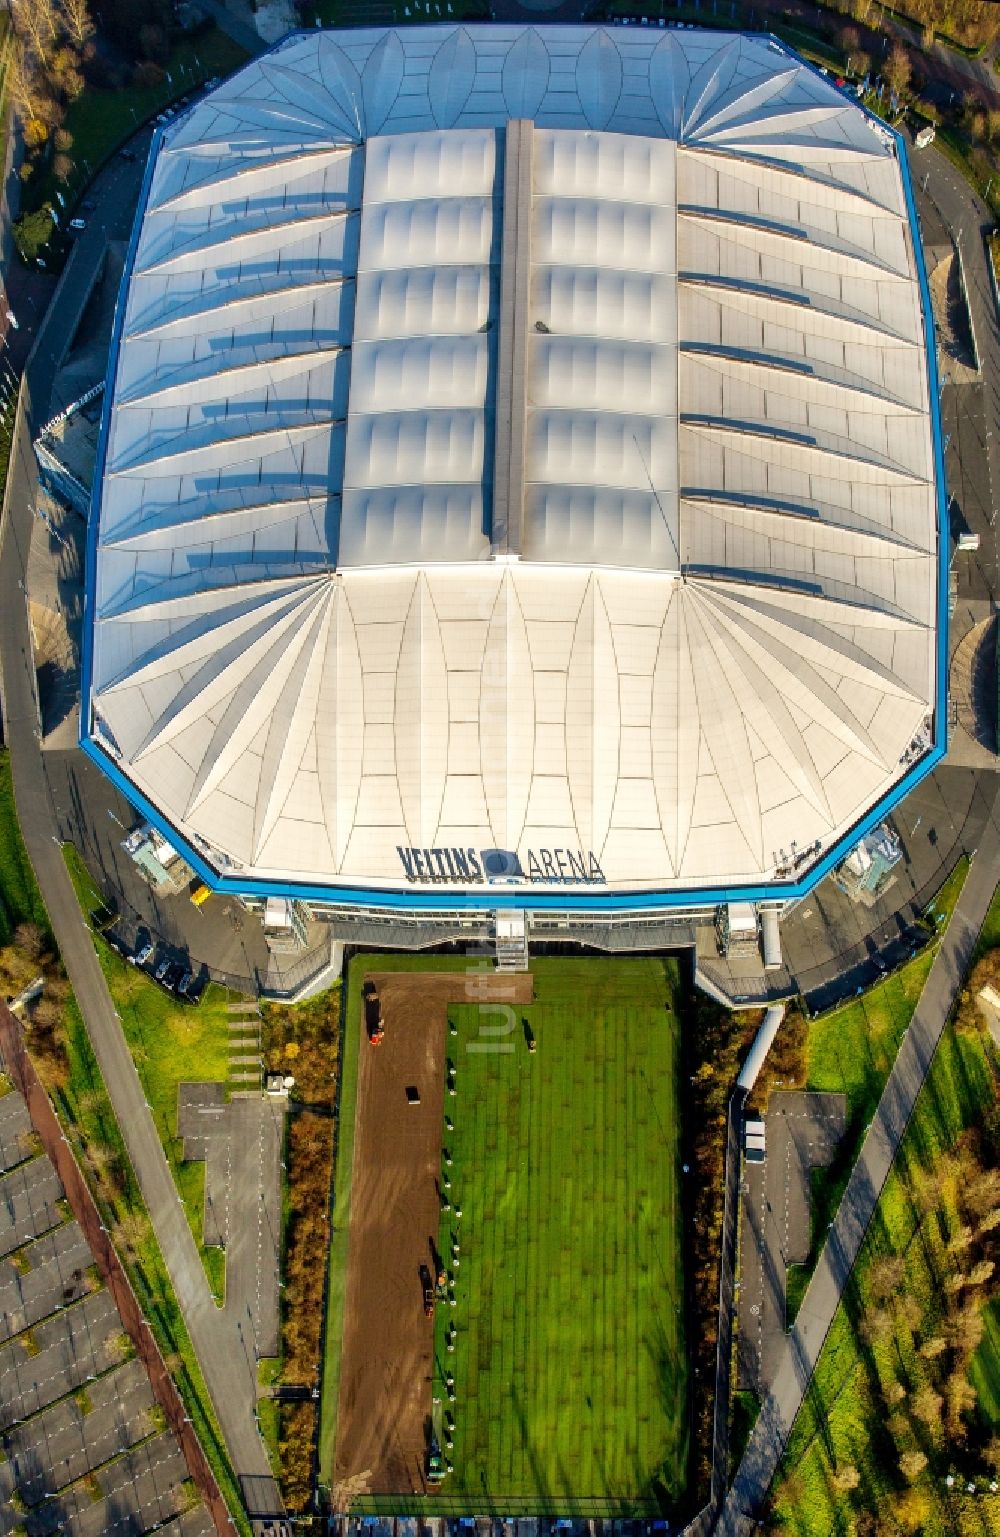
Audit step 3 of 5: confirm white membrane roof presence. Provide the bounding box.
[87,25,940,897]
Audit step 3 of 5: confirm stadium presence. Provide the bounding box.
[81,23,947,954]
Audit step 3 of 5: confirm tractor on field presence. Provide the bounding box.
[363,982,384,1045]
[421,1265,435,1317]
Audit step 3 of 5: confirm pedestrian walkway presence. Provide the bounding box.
[718,785,1000,1532]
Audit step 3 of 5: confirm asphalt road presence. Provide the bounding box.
[718,787,1000,1531]
[915,140,1000,596]
[0,142,278,1509]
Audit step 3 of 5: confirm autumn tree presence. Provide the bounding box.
[14,922,46,960]
[912,1383,944,1432]
[899,1448,927,1481]
[59,0,95,52]
[884,44,912,96]
[868,1254,904,1305]
[897,1488,932,1532]
[831,1463,861,1493]
[945,1372,977,1436]
[10,0,61,70]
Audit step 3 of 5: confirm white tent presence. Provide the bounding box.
[87,26,940,897]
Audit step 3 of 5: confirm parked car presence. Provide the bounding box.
[130,941,154,967]
[176,970,194,997]
[154,957,172,984]
[163,964,183,991]
[68,217,86,231]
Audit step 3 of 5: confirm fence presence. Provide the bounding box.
[0,1001,238,1537]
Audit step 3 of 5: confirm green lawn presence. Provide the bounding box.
[63,844,233,1301]
[432,957,687,1515]
[26,27,249,218]
[798,857,971,1250]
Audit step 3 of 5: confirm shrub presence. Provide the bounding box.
[13,205,56,264]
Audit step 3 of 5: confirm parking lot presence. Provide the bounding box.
[0,1081,216,1537]
[737,1092,847,1398]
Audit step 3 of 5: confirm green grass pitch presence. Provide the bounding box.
[431,956,688,1515]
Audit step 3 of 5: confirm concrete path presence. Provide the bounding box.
[718,786,1000,1531]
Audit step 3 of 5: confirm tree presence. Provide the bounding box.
[860,1305,893,1346]
[831,1463,861,1493]
[947,1303,984,1356]
[919,1335,946,1360]
[895,1294,921,1333]
[59,0,95,52]
[5,42,42,127]
[947,1222,973,1253]
[13,922,46,960]
[897,1488,933,1532]
[10,0,61,70]
[868,1255,904,1305]
[139,24,169,66]
[49,46,84,102]
[899,1449,928,1481]
[912,1383,943,1431]
[963,1168,1000,1219]
[945,1372,977,1435]
[969,1258,995,1287]
[848,47,871,79]
[884,44,911,96]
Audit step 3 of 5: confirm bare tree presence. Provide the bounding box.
[884,43,911,96]
[13,921,46,960]
[59,0,95,52]
[5,41,42,127]
[10,0,61,70]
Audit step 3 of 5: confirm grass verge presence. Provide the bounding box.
[62,844,231,1301]
[797,857,971,1264]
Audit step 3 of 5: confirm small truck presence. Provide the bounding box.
[363,982,384,1045]
[744,1112,766,1165]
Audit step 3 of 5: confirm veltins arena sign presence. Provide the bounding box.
[396,846,606,885]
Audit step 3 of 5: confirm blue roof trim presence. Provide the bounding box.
[80,35,948,919]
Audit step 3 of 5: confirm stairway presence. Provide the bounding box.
[494,910,529,972]
[227,998,263,1093]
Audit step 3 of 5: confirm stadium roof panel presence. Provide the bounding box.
[84,25,943,902]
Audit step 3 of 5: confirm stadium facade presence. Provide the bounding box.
[82,24,947,953]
